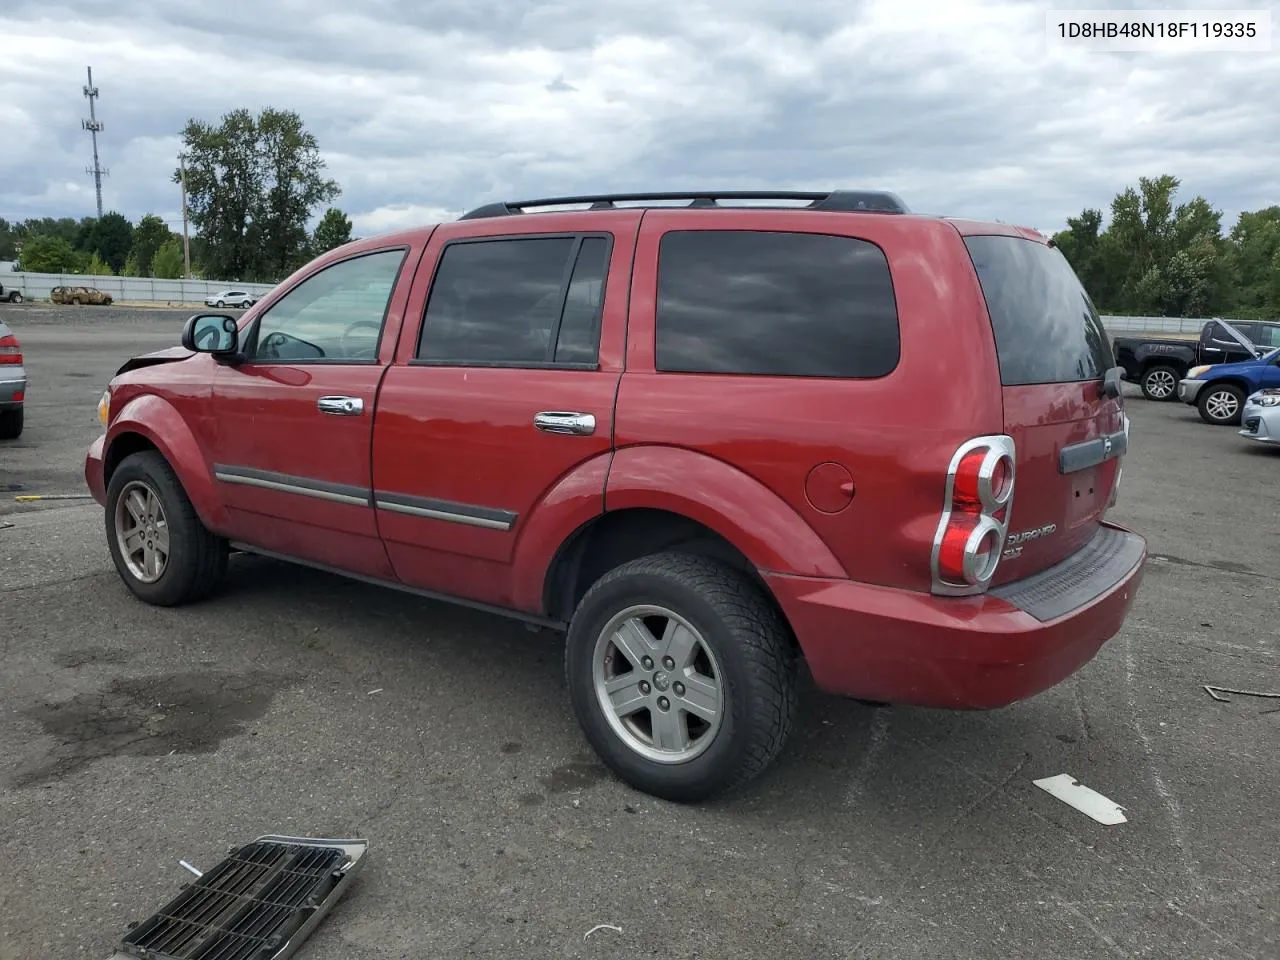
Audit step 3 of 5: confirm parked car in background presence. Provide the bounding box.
[0,320,26,439]
[1177,342,1280,425]
[50,285,113,306]
[204,290,257,309]
[84,189,1147,802]
[1239,388,1280,445]
[0,280,23,303]
[1113,318,1279,400]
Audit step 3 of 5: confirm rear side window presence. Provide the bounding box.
[964,235,1114,386]
[654,230,900,378]
[417,235,609,366]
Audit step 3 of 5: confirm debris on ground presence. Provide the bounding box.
[584,923,623,941]
[1203,684,1280,703]
[1032,774,1127,825]
[104,834,367,960]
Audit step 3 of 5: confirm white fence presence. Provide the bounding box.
[1100,315,1212,336]
[2,271,276,304]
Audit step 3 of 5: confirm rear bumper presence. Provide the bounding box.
[0,372,26,407]
[1177,378,1206,404]
[85,433,107,505]
[766,522,1147,709]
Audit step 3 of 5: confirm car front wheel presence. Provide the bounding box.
[565,551,798,803]
[8,291,21,303]
[105,450,228,605]
[1197,383,1245,425]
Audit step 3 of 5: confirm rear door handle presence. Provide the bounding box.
[533,411,596,436]
[317,396,364,416]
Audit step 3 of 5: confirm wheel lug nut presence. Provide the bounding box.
[673,682,685,696]
[663,656,675,669]
[639,681,651,694]
[642,657,654,670]
[657,697,670,711]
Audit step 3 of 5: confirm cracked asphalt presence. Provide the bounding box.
[1,304,1277,960]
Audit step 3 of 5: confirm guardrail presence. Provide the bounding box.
[0,271,276,304]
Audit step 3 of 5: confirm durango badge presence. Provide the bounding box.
[1002,523,1058,560]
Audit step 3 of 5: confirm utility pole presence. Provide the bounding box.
[81,66,108,218]
[178,152,192,279]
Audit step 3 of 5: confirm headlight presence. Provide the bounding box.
[97,388,110,426]
[1188,365,1210,379]
[1256,395,1280,408]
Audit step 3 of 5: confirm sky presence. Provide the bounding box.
[0,0,1276,240]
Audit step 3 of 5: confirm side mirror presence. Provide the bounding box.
[181,314,239,354]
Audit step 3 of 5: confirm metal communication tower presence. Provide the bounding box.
[82,66,108,218]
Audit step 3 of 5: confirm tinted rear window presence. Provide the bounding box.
[964,235,1114,386]
[655,230,900,378]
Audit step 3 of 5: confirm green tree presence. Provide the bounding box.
[84,253,114,276]
[312,207,353,254]
[1226,207,1280,314]
[16,217,81,247]
[129,214,173,277]
[0,218,17,260]
[151,237,186,279]
[122,253,142,277]
[85,212,134,273]
[16,234,82,273]
[176,106,340,282]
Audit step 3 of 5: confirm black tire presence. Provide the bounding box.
[71,297,81,306]
[105,450,228,606]
[216,300,225,308]
[1197,383,1246,426]
[1140,364,1180,401]
[0,407,22,440]
[8,291,21,303]
[564,551,799,803]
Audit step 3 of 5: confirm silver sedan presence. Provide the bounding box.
[0,319,26,439]
[1239,389,1280,446]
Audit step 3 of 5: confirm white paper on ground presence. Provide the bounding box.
[1033,774,1128,824]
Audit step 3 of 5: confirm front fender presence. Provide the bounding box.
[604,446,847,579]
[106,394,227,530]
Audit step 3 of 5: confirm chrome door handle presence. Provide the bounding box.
[317,396,364,416]
[533,411,596,436]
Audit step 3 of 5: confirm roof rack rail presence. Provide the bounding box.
[457,190,910,220]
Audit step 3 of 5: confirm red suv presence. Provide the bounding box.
[85,190,1147,802]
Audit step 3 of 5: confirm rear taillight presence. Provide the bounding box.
[931,435,1016,596]
[0,334,21,365]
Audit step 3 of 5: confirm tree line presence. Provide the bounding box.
[1,107,353,283]
[1053,174,1278,319]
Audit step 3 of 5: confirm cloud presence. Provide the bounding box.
[0,0,1276,240]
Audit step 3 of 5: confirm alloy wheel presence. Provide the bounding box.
[1145,369,1176,399]
[114,480,171,583]
[592,604,725,764]
[1205,390,1240,422]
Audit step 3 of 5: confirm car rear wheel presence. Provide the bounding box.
[1197,383,1245,425]
[71,297,81,305]
[105,450,228,606]
[1140,365,1179,401]
[0,408,22,440]
[564,551,798,803]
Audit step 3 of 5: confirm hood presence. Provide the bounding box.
[1211,318,1262,356]
[114,345,194,376]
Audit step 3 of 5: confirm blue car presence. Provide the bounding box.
[1177,318,1280,425]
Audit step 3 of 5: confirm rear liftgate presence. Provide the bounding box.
[107,835,367,960]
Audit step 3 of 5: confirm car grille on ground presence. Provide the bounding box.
[1244,417,1261,433]
[119,840,348,960]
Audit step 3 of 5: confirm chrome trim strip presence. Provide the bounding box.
[212,464,372,507]
[1059,428,1128,474]
[374,497,515,531]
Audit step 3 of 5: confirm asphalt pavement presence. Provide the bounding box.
[1,304,1277,960]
